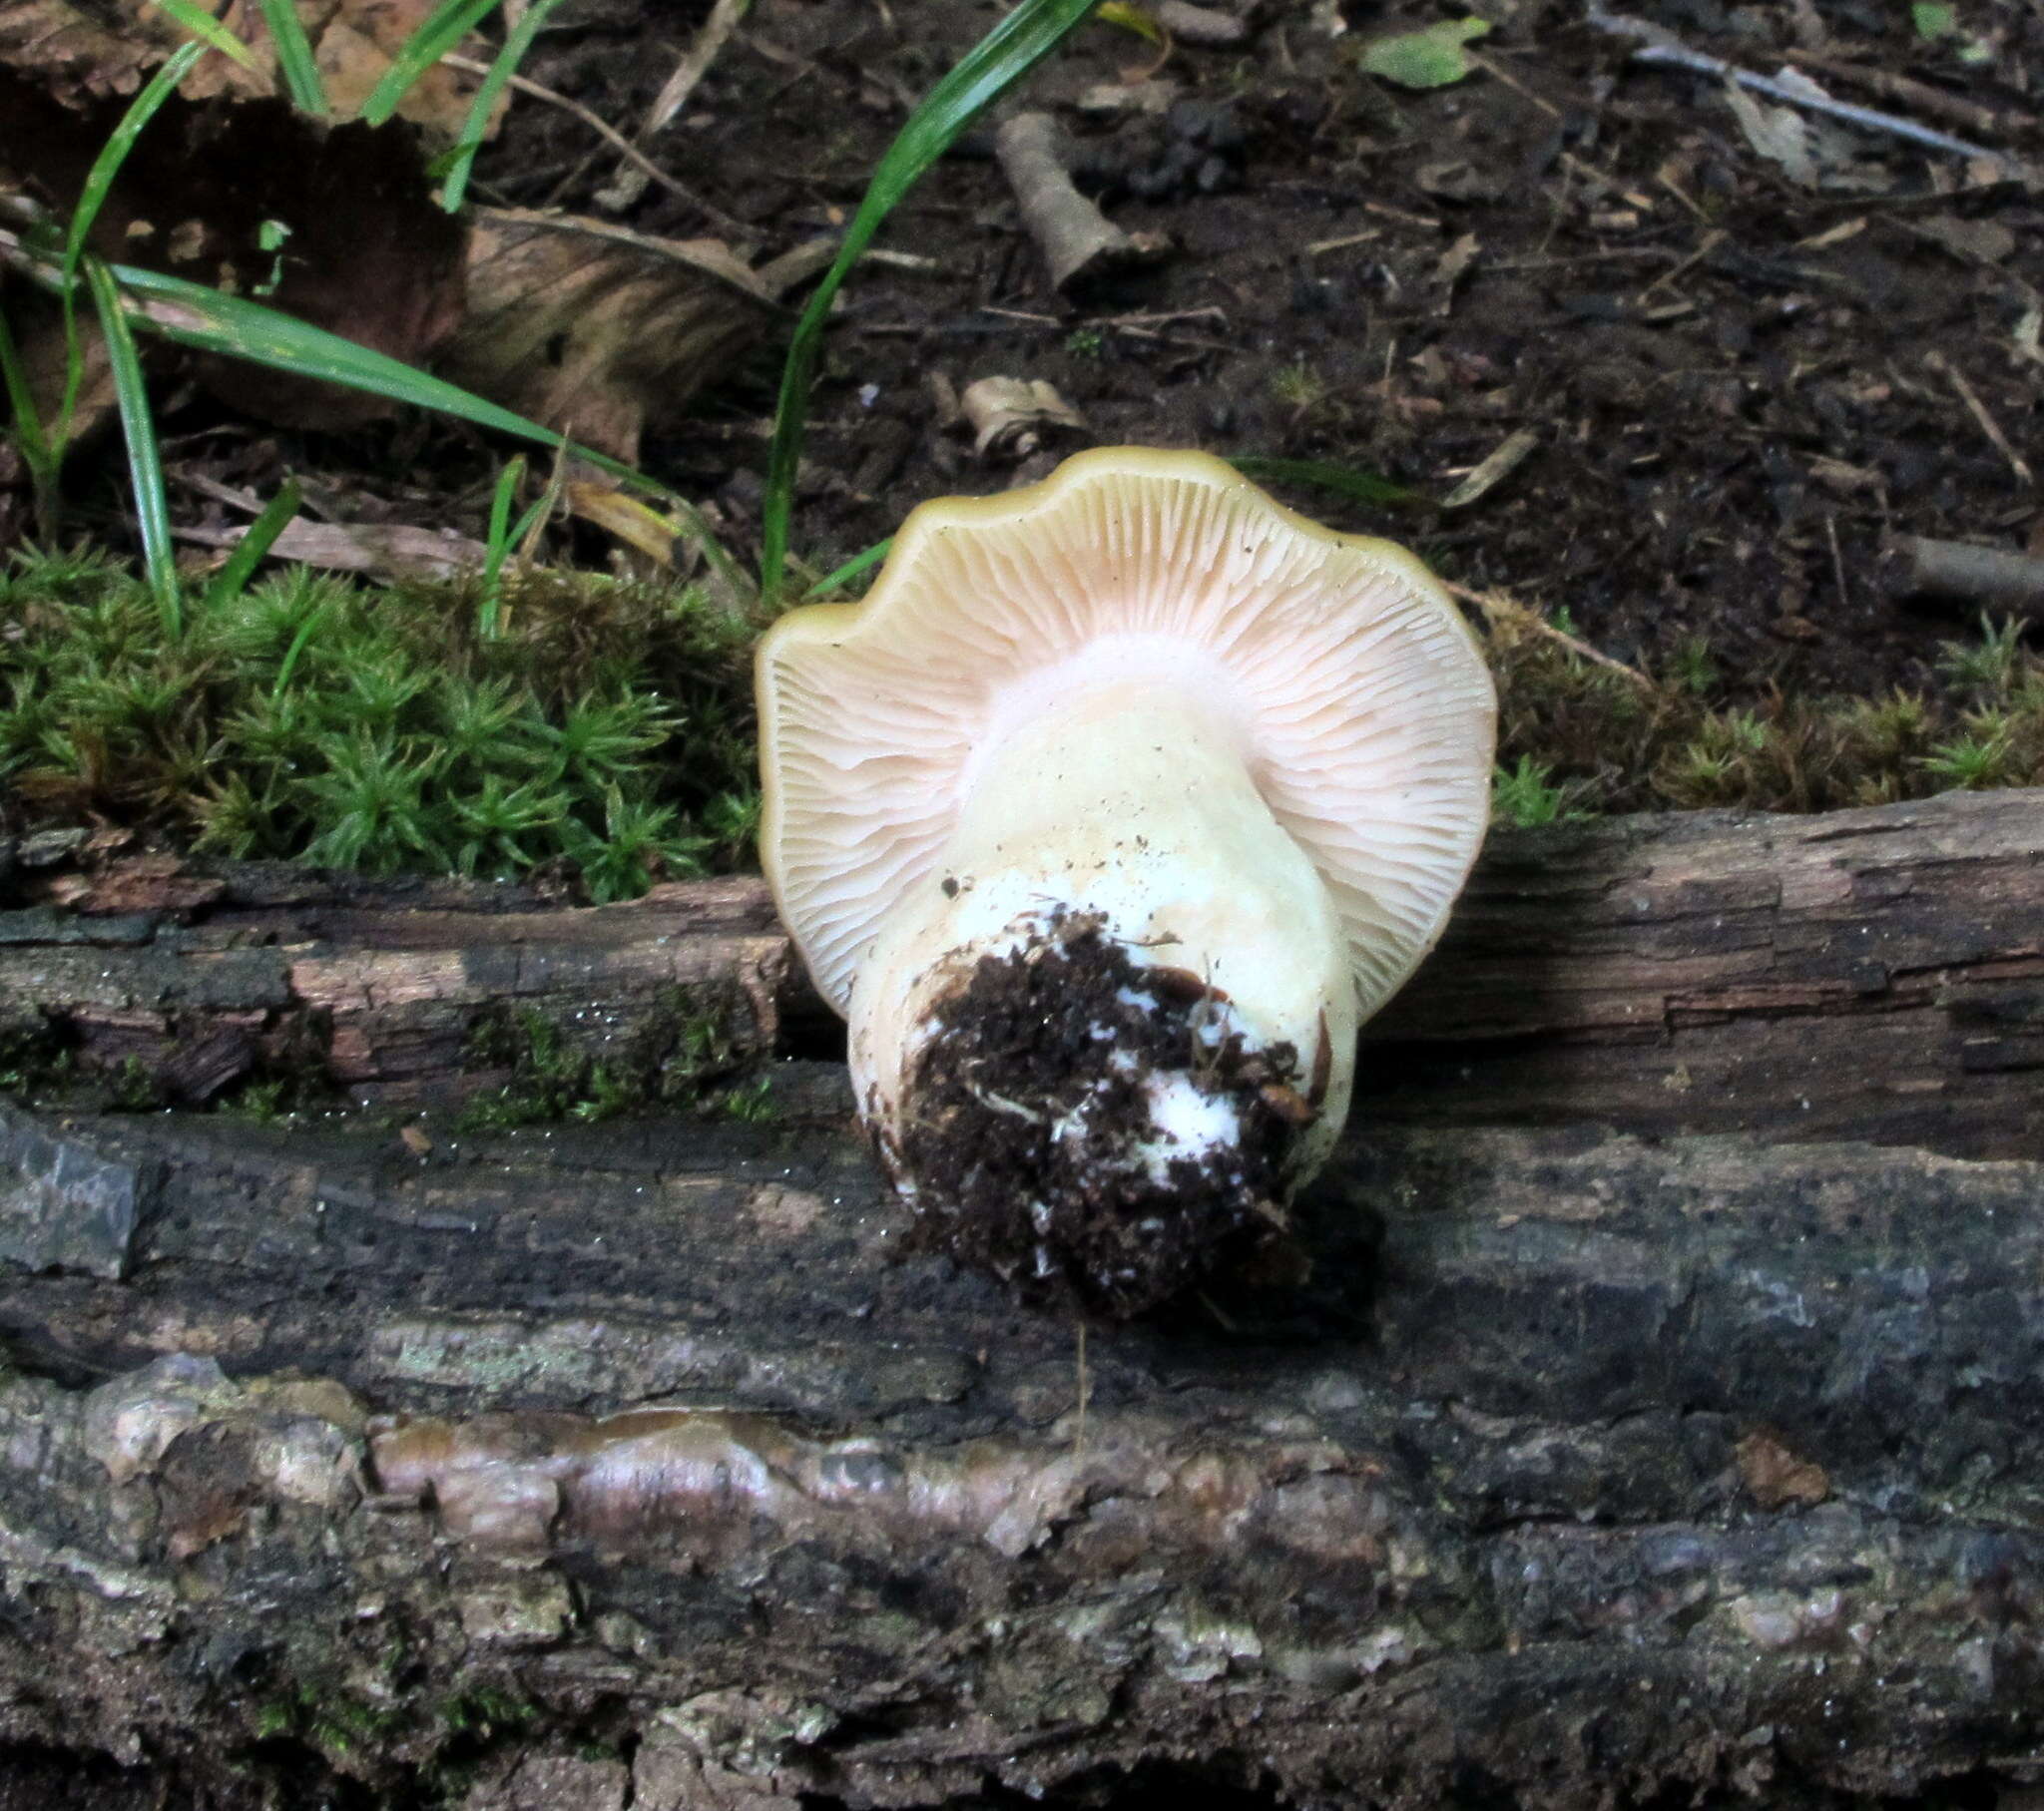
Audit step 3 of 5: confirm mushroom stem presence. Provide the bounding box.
[847,673,1354,1308]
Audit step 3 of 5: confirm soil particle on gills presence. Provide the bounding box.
[888,911,1310,1318]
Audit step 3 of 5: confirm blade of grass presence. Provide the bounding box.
[2,216,752,600]
[202,478,303,614]
[85,255,180,637]
[272,592,333,697]
[55,39,207,452]
[0,303,52,480]
[0,302,60,533]
[439,0,570,213]
[478,454,527,638]
[803,538,892,601]
[1228,454,1416,507]
[758,0,1099,603]
[64,42,208,281]
[358,0,504,126]
[255,0,331,117]
[150,0,258,70]
[506,494,551,554]
[95,261,637,474]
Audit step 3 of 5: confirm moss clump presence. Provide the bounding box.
[1487,611,2044,820]
[0,1020,71,1098]
[456,988,768,1131]
[0,548,761,900]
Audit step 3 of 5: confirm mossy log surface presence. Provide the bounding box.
[0,791,2041,1809]
[3,789,2040,1152]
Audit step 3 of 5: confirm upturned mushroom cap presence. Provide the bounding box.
[758,445,1495,1029]
[757,446,1493,1312]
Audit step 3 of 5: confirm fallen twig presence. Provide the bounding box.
[1782,47,2004,139]
[440,55,754,239]
[995,113,1172,290]
[598,0,754,213]
[1444,580,1657,691]
[1587,6,2021,176]
[1925,351,2036,487]
[1886,535,2044,616]
[1439,428,1539,510]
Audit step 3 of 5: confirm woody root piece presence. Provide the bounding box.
[996,112,1172,290]
[1886,533,2044,619]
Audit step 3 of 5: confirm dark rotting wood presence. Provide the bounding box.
[4,790,2040,1154]
[1,790,2042,1807]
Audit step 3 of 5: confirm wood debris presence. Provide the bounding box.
[995,111,1172,292]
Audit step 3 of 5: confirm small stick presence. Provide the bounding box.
[1886,535,2044,616]
[1587,6,2020,175]
[439,55,753,238]
[598,0,754,213]
[1925,352,2035,487]
[1465,49,1564,120]
[1306,228,1381,255]
[1445,580,1657,691]
[1637,226,1726,300]
[995,113,1172,290]
[1825,513,1850,617]
[1783,48,2003,138]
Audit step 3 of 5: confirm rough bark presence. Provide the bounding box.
[0,792,2042,1808]
[5,790,2042,1153]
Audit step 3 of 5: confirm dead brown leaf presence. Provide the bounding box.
[179,515,487,581]
[957,376,1086,461]
[1,71,467,430]
[1908,214,2016,267]
[0,0,501,138]
[565,483,681,568]
[436,210,778,463]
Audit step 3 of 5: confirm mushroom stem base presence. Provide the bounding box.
[882,909,1313,1318]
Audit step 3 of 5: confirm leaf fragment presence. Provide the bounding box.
[1358,18,1491,90]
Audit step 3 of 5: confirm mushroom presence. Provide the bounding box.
[757,447,1495,1314]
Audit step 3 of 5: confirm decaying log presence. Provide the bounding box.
[2,1087,2044,1807]
[0,855,797,1106]
[4,790,2041,1153]
[3,790,2044,1806]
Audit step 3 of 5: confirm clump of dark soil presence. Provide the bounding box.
[890,912,1309,1318]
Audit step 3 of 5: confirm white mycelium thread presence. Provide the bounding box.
[1134,1071,1247,1182]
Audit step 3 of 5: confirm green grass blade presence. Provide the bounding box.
[479,454,526,638]
[102,263,755,598]
[270,591,333,697]
[0,301,59,530]
[202,478,303,614]
[507,494,551,555]
[255,0,331,117]
[358,0,503,126]
[0,302,52,474]
[6,226,753,601]
[56,39,206,450]
[1228,455,1415,507]
[105,260,618,463]
[150,0,258,70]
[803,538,891,601]
[758,0,1098,602]
[85,256,180,637]
[439,0,569,212]
[65,42,208,282]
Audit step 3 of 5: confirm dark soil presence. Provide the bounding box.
[467,0,2044,702]
[11,1,2041,717]
[891,910,1309,1317]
